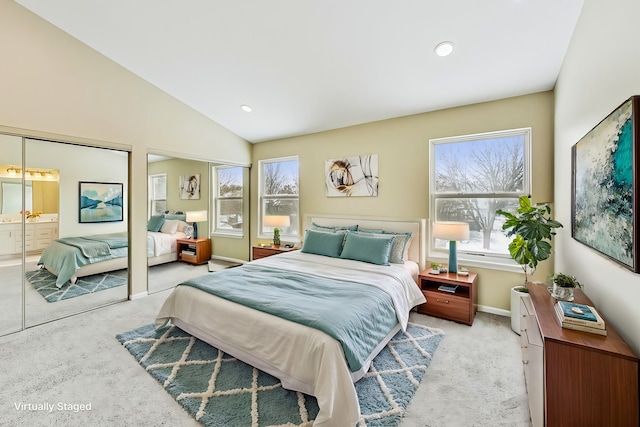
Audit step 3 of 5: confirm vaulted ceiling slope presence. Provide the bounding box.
[16,0,584,143]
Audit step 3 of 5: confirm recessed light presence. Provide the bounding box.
[240,105,253,112]
[435,41,455,57]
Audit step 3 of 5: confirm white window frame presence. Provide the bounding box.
[212,165,244,237]
[258,156,300,241]
[429,128,532,272]
[148,173,167,217]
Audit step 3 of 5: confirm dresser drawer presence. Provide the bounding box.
[420,290,470,323]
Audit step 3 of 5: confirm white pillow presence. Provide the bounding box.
[176,220,189,232]
[160,219,179,234]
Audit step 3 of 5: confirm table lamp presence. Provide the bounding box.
[433,221,469,273]
[185,210,207,239]
[264,215,290,247]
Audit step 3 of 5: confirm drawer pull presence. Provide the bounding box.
[436,299,449,304]
[522,360,529,365]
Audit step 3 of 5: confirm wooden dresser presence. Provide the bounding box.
[521,283,639,427]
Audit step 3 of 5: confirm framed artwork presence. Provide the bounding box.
[325,154,378,197]
[180,174,200,200]
[79,181,124,223]
[572,95,640,272]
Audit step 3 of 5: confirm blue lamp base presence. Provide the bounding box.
[448,240,458,273]
[193,222,198,239]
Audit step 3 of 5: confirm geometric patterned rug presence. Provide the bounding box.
[25,268,127,303]
[116,322,444,427]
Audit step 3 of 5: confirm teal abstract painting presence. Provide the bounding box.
[572,96,639,271]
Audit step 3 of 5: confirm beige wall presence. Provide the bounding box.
[555,0,640,353]
[1,2,251,297]
[252,91,555,313]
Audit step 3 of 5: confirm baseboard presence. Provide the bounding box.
[129,291,148,301]
[478,305,510,317]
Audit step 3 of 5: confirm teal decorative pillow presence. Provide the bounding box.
[147,215,165,232]
[301,229,345,258]
[340,232,394,265]
[353,231,412,263]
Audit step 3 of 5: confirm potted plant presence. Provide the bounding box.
[496,196,563,333]
[273,227,282,248]
[430,262,440,274]
[549,273,581,302]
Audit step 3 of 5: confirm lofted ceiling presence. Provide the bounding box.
[16,0,584,143]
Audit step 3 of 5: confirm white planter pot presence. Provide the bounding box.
[510,286,530,334]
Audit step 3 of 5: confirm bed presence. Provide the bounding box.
[38,215,190,288]
[155,215,427,426]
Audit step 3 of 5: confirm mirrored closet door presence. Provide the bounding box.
[0,134,25,335]
[146,154,251,294]
[0,134,130,335]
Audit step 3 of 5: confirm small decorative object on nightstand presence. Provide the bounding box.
[417,268,478,325]
[264,215,290,248]
[176,238,211,265]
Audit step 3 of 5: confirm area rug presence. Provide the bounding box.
[116,322,444,427]
[25,268,127,303]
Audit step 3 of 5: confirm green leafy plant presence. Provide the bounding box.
[550,273,582,288]
[273,228,281,246]
[496,196,563,287]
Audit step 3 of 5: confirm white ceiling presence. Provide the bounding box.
[16,0,584,143]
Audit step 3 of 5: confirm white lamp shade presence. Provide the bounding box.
[186,210,207,222]
[264,215,291,228]
[433,221,469,241]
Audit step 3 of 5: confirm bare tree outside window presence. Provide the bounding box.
[260,158,299,237]
[431,129,530,257]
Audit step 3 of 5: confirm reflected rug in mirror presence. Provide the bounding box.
[25,268,127,302]
[116,322,444,427]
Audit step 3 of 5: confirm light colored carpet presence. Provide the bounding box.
[0,289,531,427]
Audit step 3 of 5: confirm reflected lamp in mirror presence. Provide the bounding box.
[433,221,469,273]
[185,210,207,239]
[264,215,290,247]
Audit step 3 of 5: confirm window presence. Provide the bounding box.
[429,128,531,268]
[149,173,167,216]
[213,166,244,235]
[259,157,299,240]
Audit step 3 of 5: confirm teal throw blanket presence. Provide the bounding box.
[180,264,399,372]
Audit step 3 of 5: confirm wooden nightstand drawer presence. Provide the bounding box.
[419,290,470,322]
[417,268,478,325]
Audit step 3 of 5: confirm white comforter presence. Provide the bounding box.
[147,231,185,257]
[155,251,425,426]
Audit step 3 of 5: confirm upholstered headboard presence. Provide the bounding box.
[303,214,427,270]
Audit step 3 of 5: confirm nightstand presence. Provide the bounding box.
[176,238,211,265]
[417,268,478,325]
[252,246,296,260]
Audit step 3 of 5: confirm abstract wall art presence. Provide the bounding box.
[79,181,124,223]
[325,154,378,197]
[179,174,200,200]
[572,95,640,272]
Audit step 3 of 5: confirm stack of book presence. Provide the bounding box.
[437,284,458,293]
[181,249,196,256]
[554,301,606,336]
